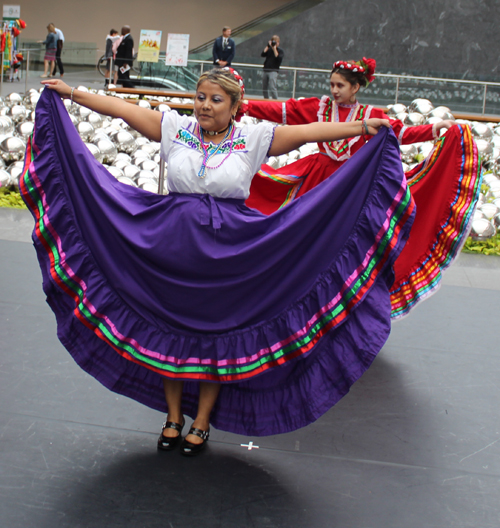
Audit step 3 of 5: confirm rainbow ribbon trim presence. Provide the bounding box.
[390,125,481,319]
[21,133,414,382]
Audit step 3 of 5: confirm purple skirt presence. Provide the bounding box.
[44,48,57,61]
[20,89,415,436]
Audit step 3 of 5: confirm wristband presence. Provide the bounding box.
[362,120,369,136]
[70,87,75,105]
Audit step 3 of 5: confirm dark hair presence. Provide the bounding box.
[330,60,369,88]
[110,29,118,35]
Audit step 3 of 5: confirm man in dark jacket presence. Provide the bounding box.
[261,35,284,99]
[115,26,135,88]
[212,27,235,67]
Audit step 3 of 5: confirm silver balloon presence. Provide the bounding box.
[473,209,486,221]
[0,136,26,161]
[141,143,159,156]
[470,218,496,240]
[84,142,103,162]
[419,142,434,158]
[488,181,500,193]
[471,123,493,141]
[135,171,158,189]
[7,92,22,105]
[88,112,103,128]
[493,212,500,229]
[23,91,40,109]
[400,144,418,162]
[483,173,499,187]
[8,104,27,123]
[404,113,425,126]
[113,158,131,171]
[139,158,158,172]
[0,107,9,116]
[0,168,11,187]
[141,181,158,193]
[17,121,35,139]
[115,152,132,163]
[123,164,141,180]
[77,121,95,142]
[409,99,434,115]
[0,116,14,135]
[136,137,150,147]
[94,137,117,164]
[395,112,408,123]
[493,198,500,209]
[429,107,453,120]
[76,85,90,93]
[479,203,499,219]
[137,170,157,183]
[132,149,151,162]
[104,126,120,141]
[77,105,92,121]
[386,104,407,116]
[107,166,124,178]
[114,130,137,154]
[117,176,137,187]
[137,100,151,109]
[8,163,24,182]
[475,139,493,162]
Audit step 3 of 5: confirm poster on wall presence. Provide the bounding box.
[165,34,190,67]
[3,5,20,19]
[137,30,162,63]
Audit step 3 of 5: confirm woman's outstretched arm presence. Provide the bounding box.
[268,118,390,157]
[41,79,162,142]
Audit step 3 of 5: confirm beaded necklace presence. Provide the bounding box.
[196,122,235,179]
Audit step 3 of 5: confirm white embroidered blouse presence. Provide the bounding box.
[160,111,276,200]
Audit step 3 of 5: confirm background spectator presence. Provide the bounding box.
[115,25,135,88]
[105,29,121,86]
[39,23,57,78]
[53,25,65,77]
[213,26,235,67]
[261,35,284,99]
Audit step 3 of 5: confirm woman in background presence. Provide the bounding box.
[39,23,58,78]
[241,58,480,320]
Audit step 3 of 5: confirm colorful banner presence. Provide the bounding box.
[165,33,189,67]
[137,29,162,63]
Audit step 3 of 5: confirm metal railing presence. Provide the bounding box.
[5,48,500,117]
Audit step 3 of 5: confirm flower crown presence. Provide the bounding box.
[333,57,376,84]
[222,67,245,95]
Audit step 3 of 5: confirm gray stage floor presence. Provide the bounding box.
[1,207,500,528]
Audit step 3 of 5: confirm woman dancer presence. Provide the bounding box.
[241,58,481,319]
[24,69,411,457]
[39,23,58,78]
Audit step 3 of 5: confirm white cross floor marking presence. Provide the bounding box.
[241,441,260,450]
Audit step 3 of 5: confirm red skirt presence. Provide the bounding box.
[246,126,481,319]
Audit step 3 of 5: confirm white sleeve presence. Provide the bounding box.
[160,111,194,162]
[244,122,277,175]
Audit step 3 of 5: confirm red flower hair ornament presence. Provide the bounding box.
[360,57,376,83]
[222,67,245,96]
[333,57,377,85]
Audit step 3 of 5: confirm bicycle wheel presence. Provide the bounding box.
[96,55,108,77]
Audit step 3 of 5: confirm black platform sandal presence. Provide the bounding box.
[180,427,210,456]
[157,419,185,451]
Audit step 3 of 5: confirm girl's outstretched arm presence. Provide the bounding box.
[268,118,390,157]
[41,79,162,142]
